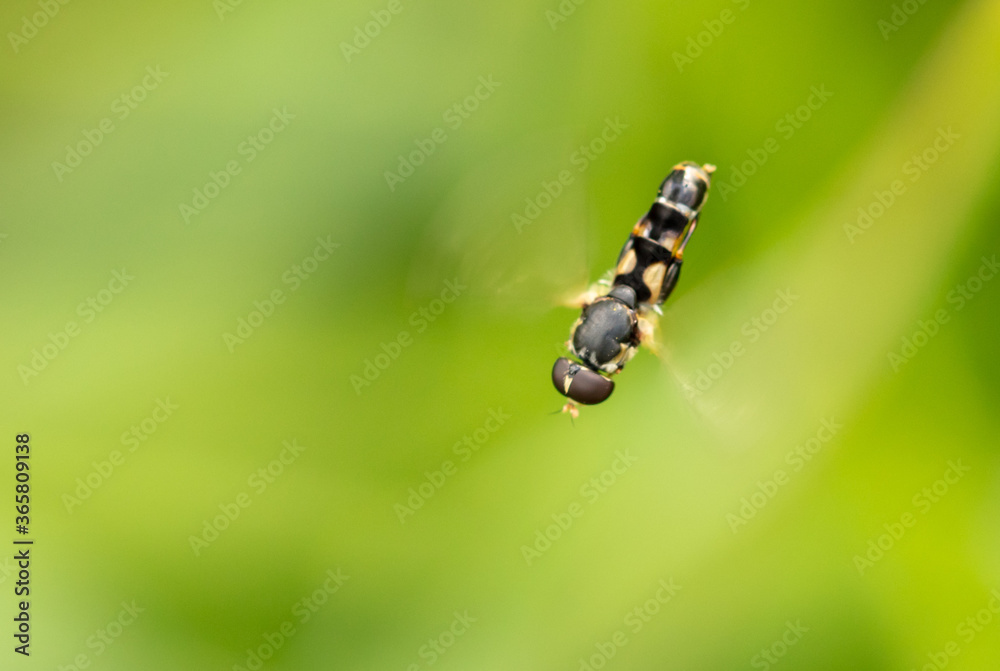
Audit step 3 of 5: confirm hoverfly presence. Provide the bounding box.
[552,162,714,417]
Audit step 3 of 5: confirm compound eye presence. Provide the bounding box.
[551,357,615,405]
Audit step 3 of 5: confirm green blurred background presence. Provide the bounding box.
[1,0,999,668]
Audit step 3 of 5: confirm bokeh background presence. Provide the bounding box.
[1,0,999,668]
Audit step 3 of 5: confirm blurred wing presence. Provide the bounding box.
[407,131,598,318]
[644,264,755,428]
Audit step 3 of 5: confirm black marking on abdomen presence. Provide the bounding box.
[612,235,675,304]
[640,202,690,247]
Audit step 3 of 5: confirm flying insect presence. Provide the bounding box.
[552,161,715,417]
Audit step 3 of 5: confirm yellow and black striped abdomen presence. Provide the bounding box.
[613,235,679,306]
